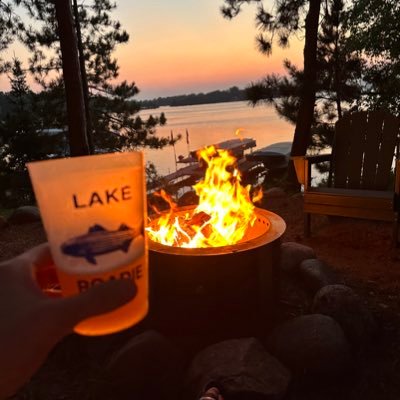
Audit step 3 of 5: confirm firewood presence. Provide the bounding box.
[178,211,212,242]
[188,211,211,226]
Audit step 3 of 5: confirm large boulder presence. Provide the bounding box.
[280,242,316,274]
[104,330,184,400]
[8,206,41,225]
[185,338,291,400]
[313,285,377,351]
[267,314,353,380]
[299,259,340,295]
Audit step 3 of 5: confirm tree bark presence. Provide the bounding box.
[72,0,94,154]
[333,21,343,119]
[54,0,89,156]
[290,0,322,157]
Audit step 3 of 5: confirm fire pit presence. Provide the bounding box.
[146,145,286,336]
[148,206,285,335]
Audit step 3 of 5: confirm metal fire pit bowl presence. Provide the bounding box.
[148,206,286,336]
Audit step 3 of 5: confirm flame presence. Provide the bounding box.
[146,145,263,248]
[251,186,264,203]
[235,128,245,141]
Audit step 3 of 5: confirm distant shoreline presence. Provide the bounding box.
[139,86,246,109]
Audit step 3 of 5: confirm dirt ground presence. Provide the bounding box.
[266,194,400,400]
[1,194,400,399]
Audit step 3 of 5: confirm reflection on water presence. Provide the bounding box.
[140,101,294,176]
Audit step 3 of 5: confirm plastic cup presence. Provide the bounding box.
[27,152,148,335]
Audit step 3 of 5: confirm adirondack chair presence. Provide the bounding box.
[292,110,400,245]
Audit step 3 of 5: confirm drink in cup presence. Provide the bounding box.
[28,152,148,335]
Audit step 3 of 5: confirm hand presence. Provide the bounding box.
[0,243,136,399]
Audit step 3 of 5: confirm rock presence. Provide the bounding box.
[0,215,7,229]
[299,259,340,295]
[185,338,291,400]
[104,330,184,400]
[279,274,311,314]
[267,314,353,380]
[8,206,41,225]
[313,285,377,351]
[264,187,286,199]
[280,242,316,274]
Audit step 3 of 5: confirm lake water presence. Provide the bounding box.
[140,101,294,176]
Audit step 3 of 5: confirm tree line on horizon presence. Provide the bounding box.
[139,86,247,109]
[0,0,399,206]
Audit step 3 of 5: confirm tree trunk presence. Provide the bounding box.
[72,0,94,154]
[334,20,343,119]
[336,96,342,119]
[291,0,322,157]
[54,0,89,156]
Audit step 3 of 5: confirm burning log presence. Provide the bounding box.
[147,145,262,248]
[181,211,212,238]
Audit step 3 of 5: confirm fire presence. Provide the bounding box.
[146,145,263,248]
[235,128,244,141]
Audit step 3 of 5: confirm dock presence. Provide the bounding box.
[177,138,257,164]
[150,138,264,193]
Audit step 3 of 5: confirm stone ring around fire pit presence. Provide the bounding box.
[148,206,286,337]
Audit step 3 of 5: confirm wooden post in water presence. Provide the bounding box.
[186,128,190,157]
[171,130,178,172]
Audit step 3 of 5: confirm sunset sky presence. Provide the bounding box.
[0,0,304,99]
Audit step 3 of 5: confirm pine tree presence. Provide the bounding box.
[222,0,323,159]
[223,0,365,155]
[347,0,400,114]
[9,58,29,112]
[0,58,72,205]
[0,1,24,71]
[316,0,363,120]
[0,58,62,172]
[19,0,173,153]
[0,1,18,51]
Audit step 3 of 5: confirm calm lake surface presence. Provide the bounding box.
[140,101,294,176]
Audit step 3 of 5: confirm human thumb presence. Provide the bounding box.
[49,278,137,331]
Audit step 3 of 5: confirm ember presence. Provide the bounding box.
[147,145,265,248]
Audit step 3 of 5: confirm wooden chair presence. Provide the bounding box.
[292,110,400,245]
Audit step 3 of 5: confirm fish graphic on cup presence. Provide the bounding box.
[61,222,144,265]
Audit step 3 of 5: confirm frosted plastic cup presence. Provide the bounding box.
[27,152,148,336]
